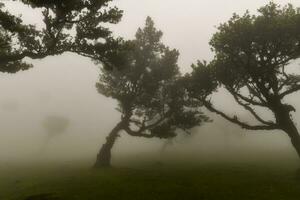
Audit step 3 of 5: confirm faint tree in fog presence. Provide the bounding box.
[0,0,125,73]
[186,3,300,159]
[160,138,174,154]
[94,17,209,168]
[42,115,69,144]
[159,128,199,154]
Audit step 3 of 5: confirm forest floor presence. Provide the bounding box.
[1,160,300,200]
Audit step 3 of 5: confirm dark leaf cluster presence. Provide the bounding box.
[0,0,123,73]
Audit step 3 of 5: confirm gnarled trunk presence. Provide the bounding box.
[291,134,300,159]
[270,100,300,159]
[94,121,124,168]
[283,121,300,159]
[275,105,300,159]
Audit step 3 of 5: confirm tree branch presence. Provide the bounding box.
[202,101,279,131]
[228,89,276,126]
[231,89,267,107]
[123,126,155,138]
[245,82,268,105]
[124,114,167,138]
[279,85,300,98]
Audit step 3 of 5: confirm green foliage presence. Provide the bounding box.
[210,2,300,93]
[184,61,217,100]
[0,0,123,73]
[97,17,208,139]
[187,3,300,132]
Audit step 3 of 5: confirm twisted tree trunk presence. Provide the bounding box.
[94,121,124,168]
[290,134,300,159]
[282,119,300,159]
[274,103,300,159]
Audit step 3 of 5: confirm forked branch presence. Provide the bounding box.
[203,101,279,131]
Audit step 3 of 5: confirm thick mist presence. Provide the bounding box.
[1,0,300,168]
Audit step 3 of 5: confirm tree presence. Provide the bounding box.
[94,17,209,168]
[42,115,69,146]
[186,3,300,159]
[0,0,123,73]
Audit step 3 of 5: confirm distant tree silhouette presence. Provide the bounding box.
[0,0,124,73]
[42,115,69,145]
[94,17,209,168]
[186,3,300,159]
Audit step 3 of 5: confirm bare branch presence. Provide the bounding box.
[124,114,168,138]
[231,89,267,107]
[246,82,268,105]
[123,126,155,138]
[227,89,276,126]
[203,101,279,131]
[279,84,300,98]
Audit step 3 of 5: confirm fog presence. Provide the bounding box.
[1,0,300,168]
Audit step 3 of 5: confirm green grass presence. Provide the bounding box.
[1,161,300,200]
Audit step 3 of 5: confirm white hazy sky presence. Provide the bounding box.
[4,0,300,69]
[113,0,300,69]
[1,0,300,163]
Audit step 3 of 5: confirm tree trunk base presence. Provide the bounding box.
[93,152,112,168]
[93,163,111,168]
[93,121,124,169]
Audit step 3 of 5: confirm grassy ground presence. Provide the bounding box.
[1,161,300,200]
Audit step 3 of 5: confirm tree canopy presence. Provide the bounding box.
[186,2,300,157]
[0,0,124,73]
[97,17,208,139]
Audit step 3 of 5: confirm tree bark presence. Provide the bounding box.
[94,121,124,168]
[282,120,300,159]
[274,104,300,159]
[290,134,300,159]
